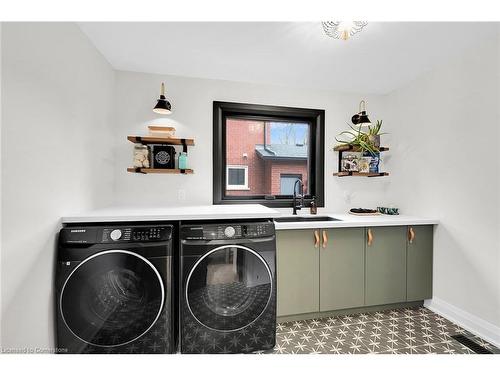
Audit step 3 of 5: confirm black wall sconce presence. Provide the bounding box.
[153,82,172,115]
[351,100,371,126]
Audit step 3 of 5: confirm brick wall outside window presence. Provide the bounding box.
[226,119,307,196]
[269,161,308,195]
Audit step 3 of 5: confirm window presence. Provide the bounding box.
[213,101,325,207]
[280,174,302,195]
[226,165,248,190]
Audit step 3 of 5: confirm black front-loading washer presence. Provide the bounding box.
[56,224,175,354]
[180,220,276,353]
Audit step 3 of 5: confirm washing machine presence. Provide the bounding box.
[180,220,276,354]
[56,223,175,354]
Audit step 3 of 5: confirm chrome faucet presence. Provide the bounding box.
[292,179,304,215]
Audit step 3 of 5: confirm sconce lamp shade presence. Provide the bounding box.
[351,100,371,126]
[153,83,172,115]
[352,111,371,126]
[153,96,172,114]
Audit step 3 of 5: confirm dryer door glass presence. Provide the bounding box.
[61,251,164,347]
[186,245,272,331]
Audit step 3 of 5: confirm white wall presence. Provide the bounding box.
[0,22,3,345]
[0,23,115,349]
[113,71,389,211]
[498,29,500,338]
[382,35,500,333]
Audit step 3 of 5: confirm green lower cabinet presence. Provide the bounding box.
[365,226,408,306]
[407,225,433,301]
[320,228,365,311]
[276,224,434,319]
[276,229,319,316]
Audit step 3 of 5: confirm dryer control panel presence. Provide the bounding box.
[181,221,274,241]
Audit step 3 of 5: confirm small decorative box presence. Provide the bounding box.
[151,144,176,169]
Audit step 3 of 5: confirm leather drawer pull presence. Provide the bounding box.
[367,228,373,246]
[314,230,320,248]
[408,227,415,244]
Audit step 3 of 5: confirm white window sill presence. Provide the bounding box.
[226,187,251,191]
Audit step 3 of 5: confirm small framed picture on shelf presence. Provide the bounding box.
[341,152,361,172]
[363,151,380,173]
[358,156,371,173]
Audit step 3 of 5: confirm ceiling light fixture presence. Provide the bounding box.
[153,82,172,115]
[322,21,368,41]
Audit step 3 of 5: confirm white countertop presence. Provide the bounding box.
[62,204,438,227]
[273,213,439,230]
[61,204,281,223]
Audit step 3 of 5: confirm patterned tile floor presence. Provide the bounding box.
[267,307,500,354]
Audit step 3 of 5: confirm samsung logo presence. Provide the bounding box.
[70,229,86,233]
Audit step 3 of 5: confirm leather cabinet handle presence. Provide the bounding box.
[367,228,373,246]
[322,230,328,249]
[314,230,320,248]
[409,227,415,244]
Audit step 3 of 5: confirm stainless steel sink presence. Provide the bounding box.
[274,216,342,223]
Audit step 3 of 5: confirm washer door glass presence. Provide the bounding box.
[61,251,164,347]
[186,245,272,331]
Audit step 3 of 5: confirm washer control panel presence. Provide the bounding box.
[60,225,173,245]
[182,221,274,240]
[102,226,170,242]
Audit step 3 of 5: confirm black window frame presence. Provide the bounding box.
[213,101,325,207]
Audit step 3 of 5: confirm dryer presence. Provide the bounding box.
[180,220,276,353]
[56,224,175,354]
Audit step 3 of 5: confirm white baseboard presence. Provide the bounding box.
[424,297,500,348]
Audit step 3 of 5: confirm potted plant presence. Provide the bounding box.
[367,120,384,148]
[335,120,385,155]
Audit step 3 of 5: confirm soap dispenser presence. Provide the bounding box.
[310,196,317,215]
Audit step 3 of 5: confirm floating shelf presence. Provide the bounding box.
[127,168,194,174]
[128,135,195,175]
[333,144,389,152]
[333,171,389,177]
[128,136,195,146]
[334,143,389,178]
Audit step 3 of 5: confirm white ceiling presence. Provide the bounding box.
[78,22,498,94]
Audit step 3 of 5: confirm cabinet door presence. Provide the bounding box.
[365,226,407,306]
[276,229,319,316]
[407,225,433,301]
[320,228,365,311]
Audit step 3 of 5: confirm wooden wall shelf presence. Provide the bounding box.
[333,145,389,152]
[128,135,195,174]
[127,168,194,174]
[128,136,195,146]
[334,144,389,177]
[333,172,389,177]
